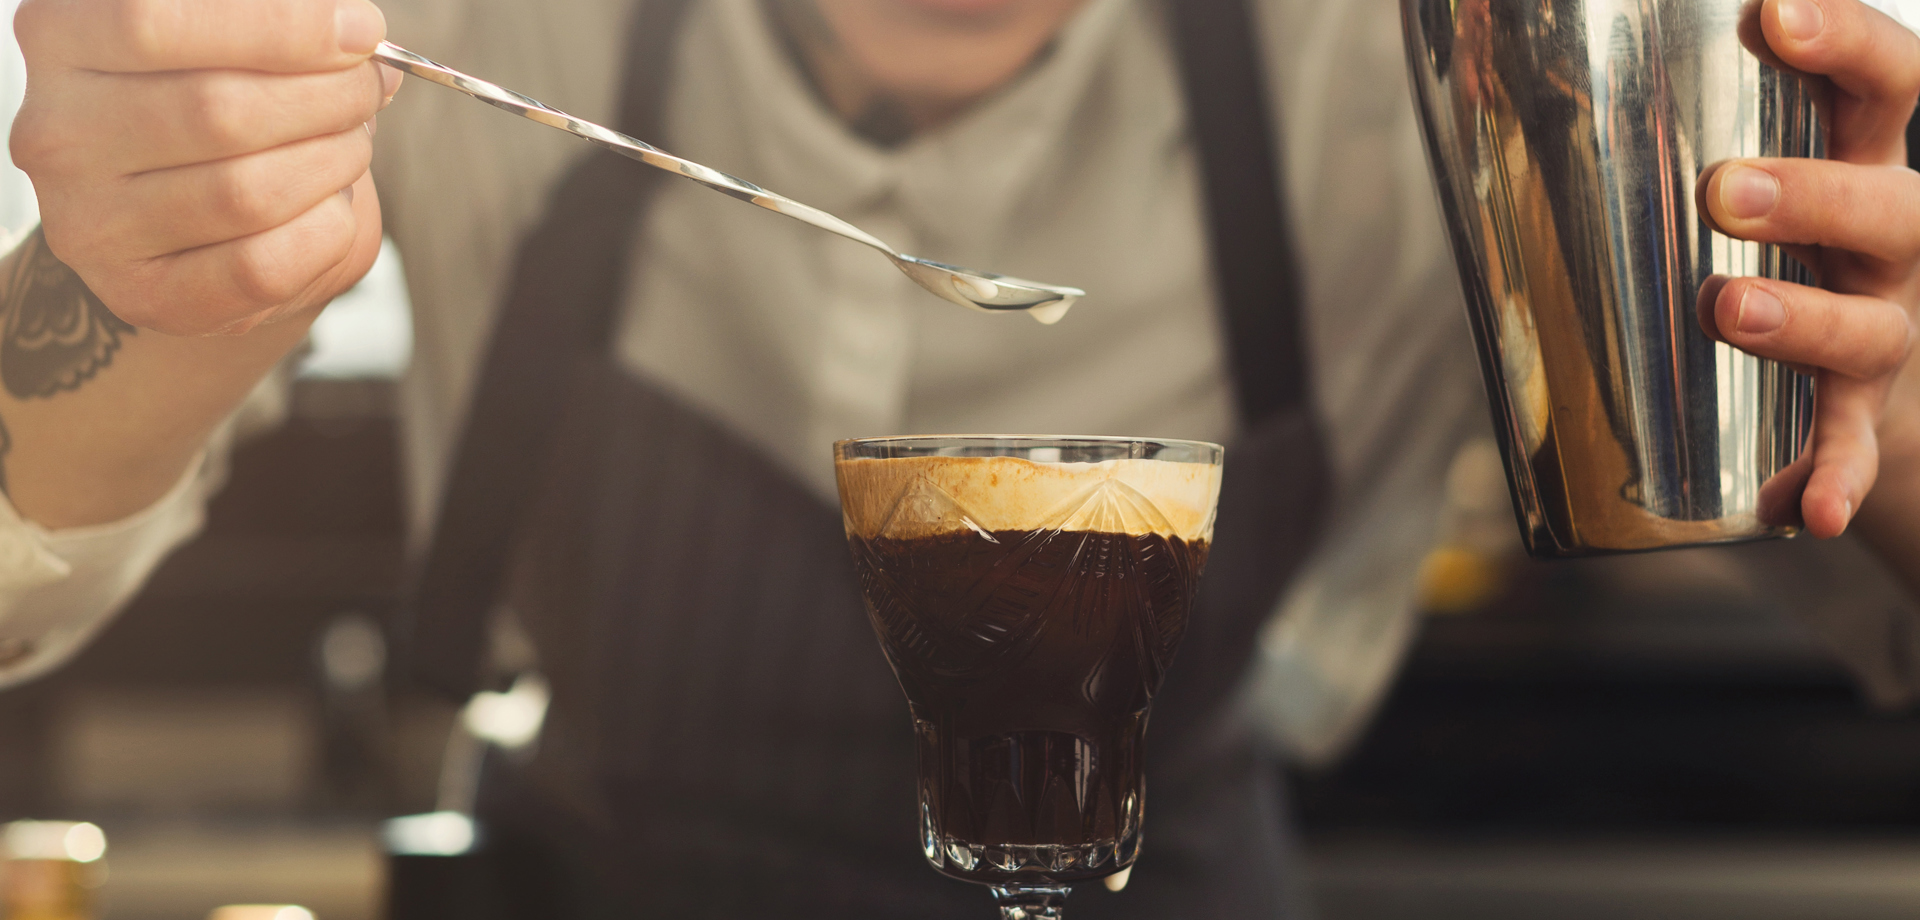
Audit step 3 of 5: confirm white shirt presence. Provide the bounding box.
[0,0,1486,757]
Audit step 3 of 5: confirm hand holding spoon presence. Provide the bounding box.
[371,41,1081,324]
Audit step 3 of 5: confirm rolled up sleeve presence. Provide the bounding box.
[0,370,285,690]
[0,440,223,689]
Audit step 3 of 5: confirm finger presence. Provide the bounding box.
[96,188,361,335]
[1698,273,1734,344]
[1700,158,1920,266]
[12,62,391,178]
[223,167,385,333]
[1759,449,1814,527]
[259,167,385,328]
[1758,0,1920,163]
[1802,372,1885,536]
[15,0,385,74]
[1696,275,1818,371]
[1705,275,1914,378]
[92,122,374,259]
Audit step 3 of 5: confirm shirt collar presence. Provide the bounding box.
[705,0,1136,246]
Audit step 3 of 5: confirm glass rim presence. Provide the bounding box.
[837,434,1223,448]
[833,434,1224,463]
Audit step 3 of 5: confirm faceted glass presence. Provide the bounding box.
[834,436,1224,919]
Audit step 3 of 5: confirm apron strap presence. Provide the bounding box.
[402,0,1314,699]
[1168,0,1312,424]
[402,0,695,699]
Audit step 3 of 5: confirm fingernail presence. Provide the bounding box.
[1697,275,1732,341]
[1777,0,1825,39]
[1720,166,1780,219]
[336,0,385,55]
[1737,286,1786,334]
[340,184,356,205]
[378,62,402,104]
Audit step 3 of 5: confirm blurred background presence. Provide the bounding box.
[2,6,1920,920]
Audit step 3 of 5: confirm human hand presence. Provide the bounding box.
[1696,0,1920,538]
[10,0,398,336]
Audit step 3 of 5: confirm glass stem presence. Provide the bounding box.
[991,885,1071,920]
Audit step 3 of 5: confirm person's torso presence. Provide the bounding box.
[376,0,1475,912]
[373,0,1476,539]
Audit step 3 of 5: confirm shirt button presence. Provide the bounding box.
[0,637,34,667]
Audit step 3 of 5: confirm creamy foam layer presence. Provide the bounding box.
[837,456,1221,541]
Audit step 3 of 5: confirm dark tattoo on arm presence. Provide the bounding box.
[0,228,136,493]
[3,229,134,398]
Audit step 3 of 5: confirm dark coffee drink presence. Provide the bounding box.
[850,528,1208,883]
[836,453,1220,887]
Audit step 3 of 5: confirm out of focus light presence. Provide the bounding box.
[382,812,477,856]
[301,237,413,380]
[462,673,550,750]
[3,820,106,863]
[61,823,105,863]
[206,906,315,920]
[319,613,387,692]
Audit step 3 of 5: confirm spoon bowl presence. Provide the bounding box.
[892,257,1079,324]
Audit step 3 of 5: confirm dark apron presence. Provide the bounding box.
[404,0,1332,916]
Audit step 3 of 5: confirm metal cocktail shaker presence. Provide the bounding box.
[1403,0,1824,556]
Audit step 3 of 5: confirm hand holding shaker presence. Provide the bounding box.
[1404,0,1824,555]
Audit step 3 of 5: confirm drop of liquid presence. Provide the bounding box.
[1028,298,1075,325]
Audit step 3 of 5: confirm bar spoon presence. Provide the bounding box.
[371,41,1080,324]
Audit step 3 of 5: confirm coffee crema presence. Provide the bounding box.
[836,456,1220,542]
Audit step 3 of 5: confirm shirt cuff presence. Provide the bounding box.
[0,450,215,689]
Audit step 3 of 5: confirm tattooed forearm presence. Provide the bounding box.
[0,228,135,492]
[2,229,134,399]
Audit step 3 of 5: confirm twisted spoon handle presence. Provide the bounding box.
[370,41,896,254]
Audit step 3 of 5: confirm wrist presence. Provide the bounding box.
[2,301,315,530]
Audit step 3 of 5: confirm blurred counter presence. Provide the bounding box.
[1299,528,1920,919]
[1311,834,1920,920]
[78,822,377,920]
